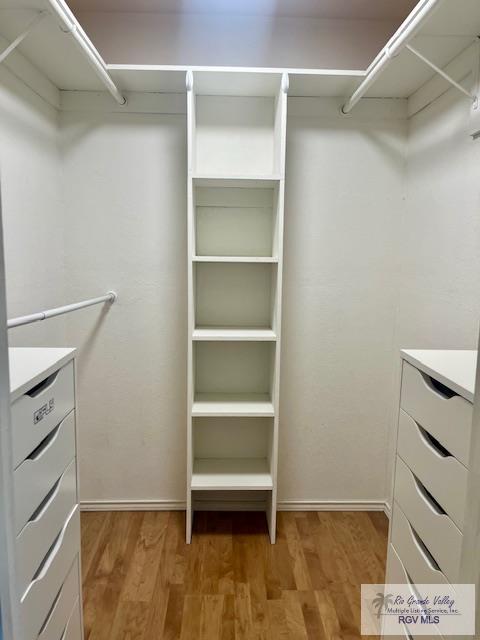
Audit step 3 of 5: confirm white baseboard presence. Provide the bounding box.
[81,498,390,515]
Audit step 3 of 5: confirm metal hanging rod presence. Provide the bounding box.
[45,0,126,105]
[0,11,47,64]
[341,0,443,114]
[0,1,126,105]
[406,43,477,103]
[8,291,117,329]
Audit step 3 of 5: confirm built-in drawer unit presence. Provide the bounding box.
[385,544,443,640]
[9,348,82,640]
[16,460,77,598]
[13,410,75,535]
[400,361,472,467]
[386,350,475,640]
[397,409,467,531]
[391,503,449,587]
[11,360,74,469]
[394,456,462,585]
[37,557,79,640]
[19,507,80,640]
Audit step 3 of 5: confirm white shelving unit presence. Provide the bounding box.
[186,70,288,543]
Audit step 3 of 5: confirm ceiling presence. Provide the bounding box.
[67,0,419,21]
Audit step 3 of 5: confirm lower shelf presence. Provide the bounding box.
[191,458,273,490]
[192,393,275,416]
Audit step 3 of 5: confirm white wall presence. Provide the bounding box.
[398,88,480,350]
[0,67,66,347]
[60,105,188,504]
[280,99,407,506]
[74,11,399,70]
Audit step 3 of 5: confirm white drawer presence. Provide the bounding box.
[20,506,80,640]
[394,456,462,585]
[391,502,449,587]
[397,410,467,531]
[14,410,75,535]
[16,459,77,599]
[11,360,74,468]
[400,361,472,467]
[384,545,443,640]
[62,599,82,640]
[37,557,79,640]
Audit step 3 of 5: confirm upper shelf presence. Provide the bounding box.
[365,0,480,99]
[107,65,365,98]
[0,0,479,107]
[0,1,105,92]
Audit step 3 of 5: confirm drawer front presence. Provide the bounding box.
[11,360,74,468]
[384,545,443,640]
[63,599,82,640]
[16,459,77,598]
[394,457,462,584]
[14,410,75,535]
[37,557,79,640]
[391,502,449,587]
[400,361,472,467]
[20,506,80,640]
[397,410,467,530]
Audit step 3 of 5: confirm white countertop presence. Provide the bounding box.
[9,347,76,402]
[401,349,477,402]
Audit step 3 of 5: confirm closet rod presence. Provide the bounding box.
[341,0,443,114]
[45,0,126,105]
[7,291,117,329]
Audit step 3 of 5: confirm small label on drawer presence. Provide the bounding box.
[361,583,475,635]
[33,398,55,424]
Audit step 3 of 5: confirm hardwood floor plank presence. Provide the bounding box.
[81,510,389,640]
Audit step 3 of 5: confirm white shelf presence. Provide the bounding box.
[192,393,275,417]
[193,256,278,263]
[107,64,365,98]
[365,0,480,99]
[0,3,106,93]
[193,327,277,341]
[191,457,273,490]
[192,175,281,187]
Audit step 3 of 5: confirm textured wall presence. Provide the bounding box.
[60,109,188,503]
[280,99,407,506]
[0,67,66,347]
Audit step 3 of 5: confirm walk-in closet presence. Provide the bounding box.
[0,0,480,638]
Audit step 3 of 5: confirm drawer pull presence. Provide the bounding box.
[411,472,445,515]
[28,420,63,461]
[408,520,441,572]
[416,422,451,458]
[26,508,74,594]
[27,472,63,524]
[419,371,456,399]
[37,582,62,635]
[27,371,60,399]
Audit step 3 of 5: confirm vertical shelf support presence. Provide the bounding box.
[186,69,195,544]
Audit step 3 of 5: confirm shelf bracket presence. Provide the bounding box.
[406,43,478,105]
[0,11,47,65]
